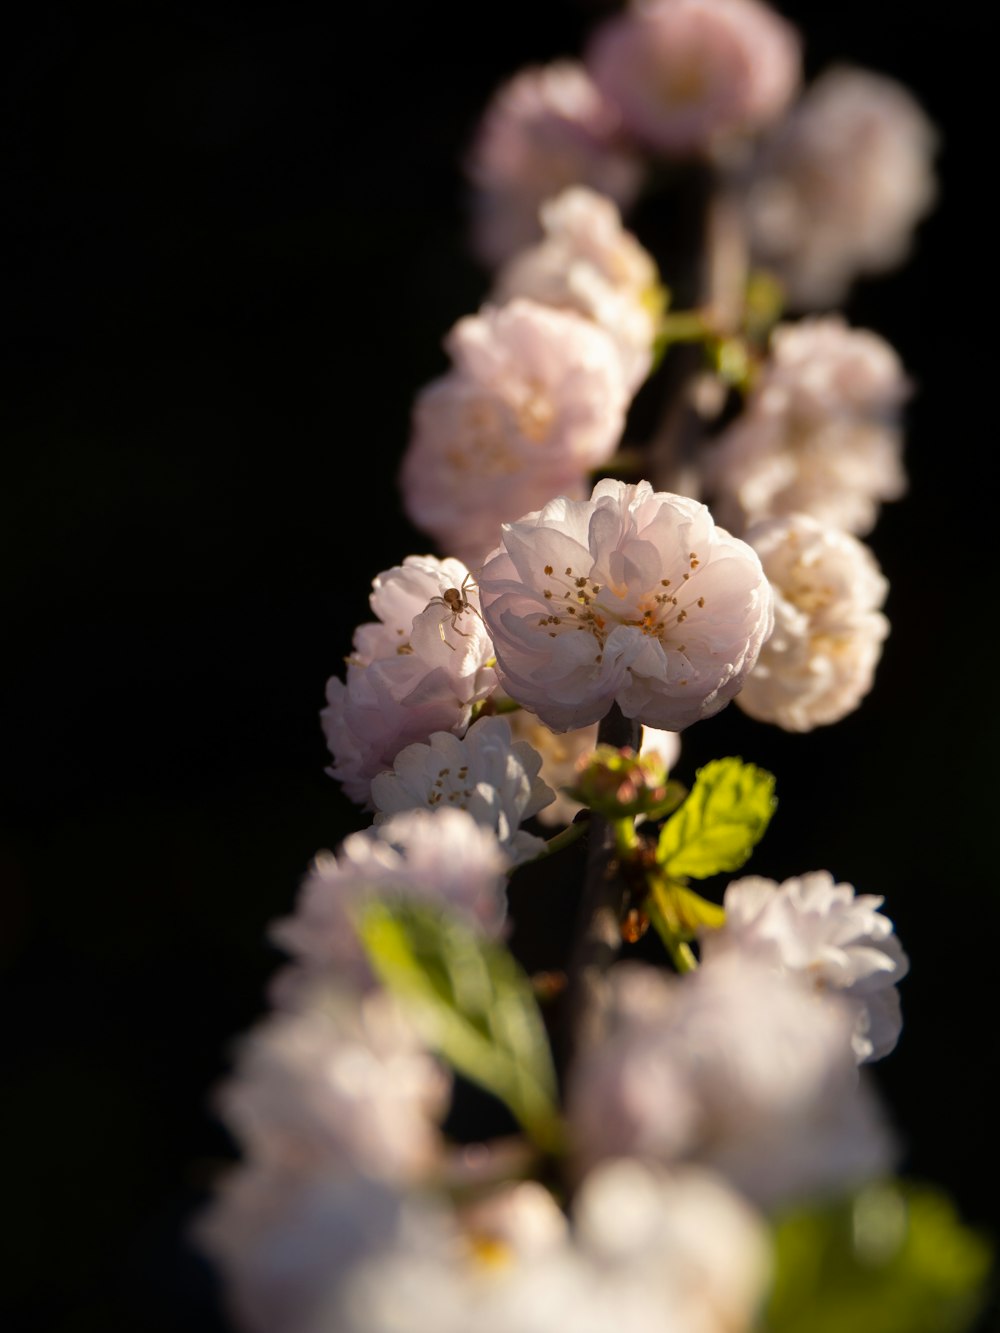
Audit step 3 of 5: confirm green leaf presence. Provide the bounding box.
[762,1179,994,1333]
[656,756,777,880]
[356,899,564,1155]
[647,876,726,937]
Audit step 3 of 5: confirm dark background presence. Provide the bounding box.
[3,2,997,1330]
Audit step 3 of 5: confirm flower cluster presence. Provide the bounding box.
[192,5,990,1333]
[320,555,496,806]
[465,2,935,303]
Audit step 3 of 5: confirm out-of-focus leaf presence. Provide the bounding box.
[356,899,564,1154]
[762,1178,994,1333]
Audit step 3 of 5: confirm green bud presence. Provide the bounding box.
[566,743,686,821]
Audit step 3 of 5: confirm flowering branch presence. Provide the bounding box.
[191,5,993,1333]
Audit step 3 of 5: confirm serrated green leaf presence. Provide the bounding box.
[761,1179,994,1333]
[356,900,564,1154]
[656,756,776,880]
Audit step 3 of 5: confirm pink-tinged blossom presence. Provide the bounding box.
[322,555,498,807]
[505,703,681,827]
[744,64,939,308]
[269,808,510,998]
[700,871,910,1062]
[464,60,645,268]
[212,985,450,1183]
[565,956,895,1210]
[584,0,802,158]
[737,513,890,731]
[491,186,665,394]
[477,478,774,733]
[400,299,630,570]
[370,715,555,866]
[700,316,910,537]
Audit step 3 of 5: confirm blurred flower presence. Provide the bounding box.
[213,984,450,1181]
[491,186,665,394]
[700,315,910,536]
[477,477,773,733]
[304,1160,769,1333]
[700,870,910,1062]
[196,1165,412,1333]
[565,955,895,1209]
[567,1158,771,1333]
[400,299,630,570]
[584,0,802,157]
[322,555,497,807]
[464,59,645,267]
[370,714,555,865]
[737,512,890,730]
[743,63,939,307]
[269,808,510,996]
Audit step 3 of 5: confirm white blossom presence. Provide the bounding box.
[700,871,910,1062]
[212,985,450,1182]
[321,554,497,807]
[700,316,910,537]
[477,478,773,733]
[301,1161,769,1333]
[399,299,630,570]
[464,60,645,268]
[568,1159,771,1333]
[584,0,802,157]
[737,513,890,731]
[744,64,939,308]
[370,714,555,865]
[491,186,664,394]
[566,956,895,1210]
[504,704,682,827]
[269,808,510,996]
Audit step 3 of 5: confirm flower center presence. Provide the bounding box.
[425,764,474,810]
[515,381,556,443]
[535,554,707,664]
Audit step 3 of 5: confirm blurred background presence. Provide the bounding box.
[3,2,996,1330]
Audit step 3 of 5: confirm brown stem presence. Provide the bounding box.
[556,703,641,1082]
[647,167,749,496]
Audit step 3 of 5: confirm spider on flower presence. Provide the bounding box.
[425,571,484,648]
